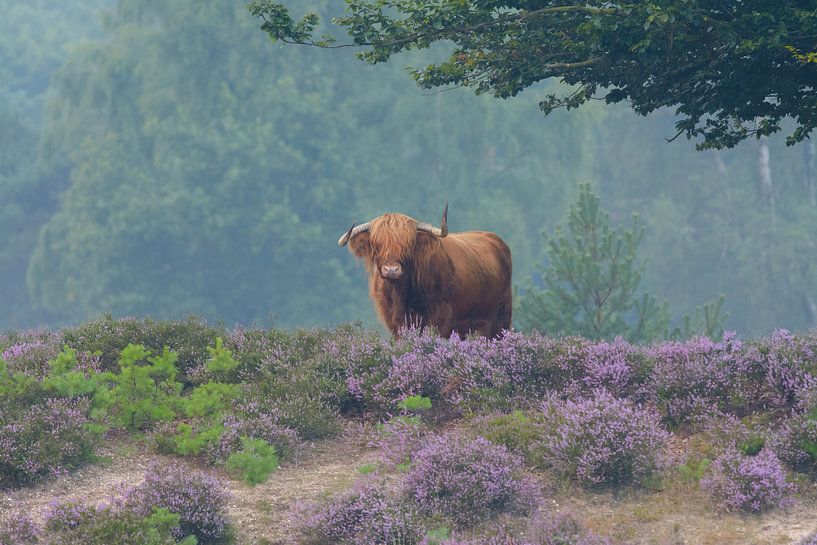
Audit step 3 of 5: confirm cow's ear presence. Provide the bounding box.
[348,231,372,258]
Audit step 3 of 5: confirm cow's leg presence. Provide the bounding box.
[427,303,454,338]
[491,289,513,338]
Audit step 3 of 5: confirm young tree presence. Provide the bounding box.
[249,0,817,150]
[516,184,725,342]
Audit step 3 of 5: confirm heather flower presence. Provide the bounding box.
[299,478,425,545]
[370,415,428,468]
[126,461,231,542]
[0,398,98,488]
[647,335,745,425]
[537,390,669,486]
[0,329,63,377]
[0,513,38,544]
[700,448,794,512]
[768,411,817,471]
[404,433,540,526]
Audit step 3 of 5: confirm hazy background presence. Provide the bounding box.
[2,0,816,336]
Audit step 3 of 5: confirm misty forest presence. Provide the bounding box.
[3,2,817,545]
[2,0,816,337]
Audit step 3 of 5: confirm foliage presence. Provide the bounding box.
[700,448,794,512]
[677,457,712,486]
[536,390,669,486]
[183,381,241,418]
[41,502,185,545]
[169,423,225,457]
[403,433,539,526]
[0,398,99,488]
[126,461,231,543]
[206,402,301,463]
[250,0,817,150]
[225,437,279,485]
[62,316,223,380]
[299,479,425,545]
[370,415,428,469]
[517,184,725,342]
[108,344,182,430]
[469,411,540,461]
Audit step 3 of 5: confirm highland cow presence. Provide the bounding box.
[338,205,512,338]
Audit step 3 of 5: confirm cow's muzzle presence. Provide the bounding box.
[381,263,403,279]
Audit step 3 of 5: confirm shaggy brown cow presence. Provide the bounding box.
[338,205,512,339]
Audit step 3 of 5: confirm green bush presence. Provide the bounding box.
[183,382,241,418]
[471,411,541,461]
[108,344,182,431]
[226,437,279,485]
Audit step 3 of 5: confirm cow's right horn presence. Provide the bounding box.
[338,221,372,246]
[416,202,448,238]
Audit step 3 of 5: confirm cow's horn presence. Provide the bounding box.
[338,221,372,246]
[416,202,448,238]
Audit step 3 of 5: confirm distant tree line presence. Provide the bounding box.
[1,0,816,337]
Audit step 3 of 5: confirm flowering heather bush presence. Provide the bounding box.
[1,328,63,378]
[370,415,429,468]
[61,315,224,380]
[0,398,98,488]
[745,329,817,410]
[537,390,669,486]
[0,513,38,544]
[768,411,817,471]
[41,500,183,545]
[404,433,539,526]
[299,479,425,545]
[700,448,794,512]
[646,334,747,426]
[126,461,231,543]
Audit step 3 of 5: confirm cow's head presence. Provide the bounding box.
[338,205,448,281]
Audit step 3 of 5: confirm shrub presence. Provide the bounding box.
[647,335,745,426]
[41,501,184,545]
[248,364,342,440]
[1,328,64,378]
[126,461,231,543]
[536,390,669,486]
[769,410,817,472]
[470,411,541,461]
[226,437,279,485]
[370,415,428,469]
[0,398,99,488]
[206,402,300,463]
[404,433,539,526]
[700,448,794,512]
[62,315,223,380]
[299,479,425,545]
[108,344,181,431]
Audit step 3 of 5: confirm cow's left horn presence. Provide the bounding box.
[415,202,448,238]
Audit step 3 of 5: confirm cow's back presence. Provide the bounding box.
[440,231,511,321]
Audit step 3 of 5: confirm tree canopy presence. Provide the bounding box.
[249,0,817,150]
